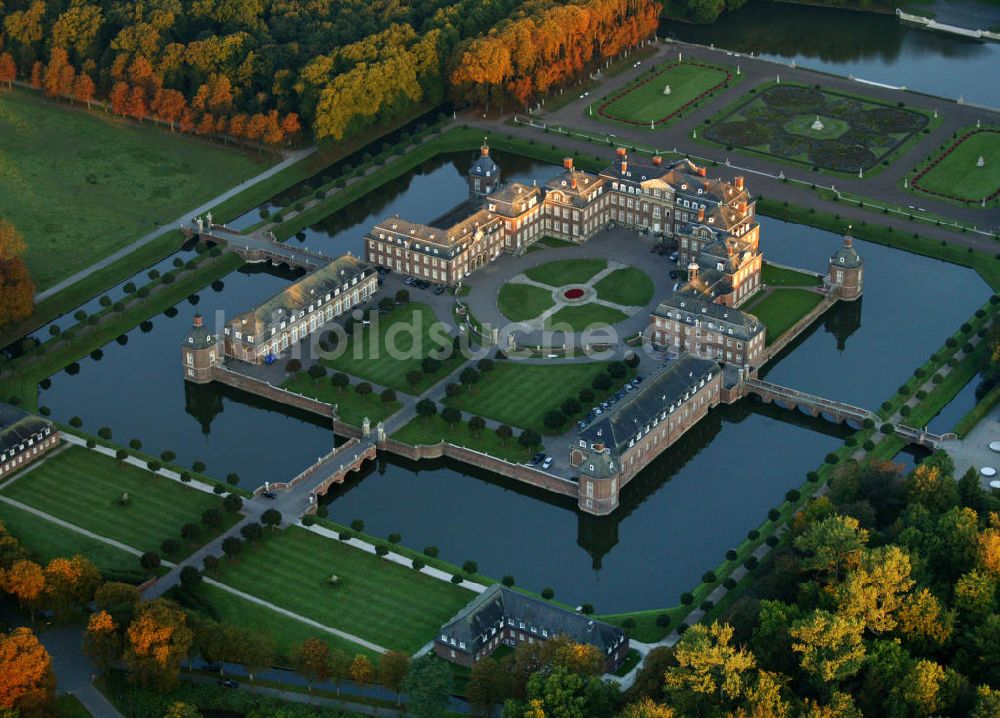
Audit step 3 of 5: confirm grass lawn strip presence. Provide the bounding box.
[0,90,267,290]
[206,526,471,653]
[0,446,232,557]
[282,372,402,427]
[744,289,824,345]
[545,303,629,331]
[524,259,607,287]
[597,62,733,125]
[0,501,141,578]
[446,362,628,435]
[392,414,534,463]
[593,267,655,306]
[761,263,822,287]
[187,582,382,662]
[910,127,1000,205]
[322,303,465,394]
[497,283,556,322]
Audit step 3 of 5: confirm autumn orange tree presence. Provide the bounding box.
[0,52,17,89]
[124,599,194,691]
[1,559,45,619]
[43,555,102,618]
[84,610,122,674]
[0,627,56,716]
[0,219,35,326]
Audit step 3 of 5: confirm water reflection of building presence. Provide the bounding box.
[824,296,863,350]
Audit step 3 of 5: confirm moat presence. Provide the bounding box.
[37,152,989,611]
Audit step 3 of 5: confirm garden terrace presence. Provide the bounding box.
[704,83,929,173]
[744,288,825,346]
[205,526,472,653]
[281,372,402,428]
[321,303,466,394]
[908,127,1000,206]
[443,361,631,435]
[392,415,535,463]
[0,446,234,558]
[594,61,735,127]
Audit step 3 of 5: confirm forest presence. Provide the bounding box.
[0,0,661,144]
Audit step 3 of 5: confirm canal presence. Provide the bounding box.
[37,153,990,611]
[666,2,1000,107]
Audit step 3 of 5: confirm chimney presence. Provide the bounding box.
[688,261,699,282]
[652,155,662,166]
[615,147,627,158]
[563,157,574,170]
[697,207,705,222]
[571,175,578,190]
[593,441,605,453]
[738,201,748,214]
[193,313,203,328]
[844,234,853,248]
[621,160,628,175]
[480,138,490,156]
[696,166,707,177]
[734,175,745,191]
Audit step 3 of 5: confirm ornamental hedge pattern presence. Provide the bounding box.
[909,128,1000,204]
[596,61,734,126]
[705,84,928,172]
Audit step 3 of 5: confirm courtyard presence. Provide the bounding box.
[593,60,736,127]
[704,83,930,172]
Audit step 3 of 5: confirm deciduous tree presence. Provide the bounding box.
[84,610,121,673]
[124,600,194,690]
[379,650,410,703]
[0,627,56,716]
[291,637,332,691]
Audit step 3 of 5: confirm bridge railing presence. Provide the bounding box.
[745,379,873,419]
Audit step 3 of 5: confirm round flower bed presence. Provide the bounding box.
[564,288,585,300]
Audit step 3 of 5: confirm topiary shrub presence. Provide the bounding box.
[723,578,737,590]
[541,587,555,600]
[863,439,876,451]
[768,508,781,521]
[680,592,694,605]
[700,600,714,611]
[725,549,738,561]
[412,558,425,570]
[765,535,780,547]
[747,529,760,540]
[786,488,801,502]
[743,556,758,570]
[702,571,717,584]
[825,453,839,465]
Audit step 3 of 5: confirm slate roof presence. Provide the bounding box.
[228,255,375,342]
[469,145,500,179]
[831,235,863,269]
[543,170,605,207]
[183,313,216,350]
[0,404,53,457]
[370,209,501,257]
[577,354,719,458]
[439,584,626,658]
[652,292,763,342]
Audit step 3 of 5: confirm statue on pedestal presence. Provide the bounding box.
[663,84,671,95]
[977,155,986,168]
[811,116,824,132]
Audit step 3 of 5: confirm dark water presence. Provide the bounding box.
[666,2,1000,107]
[36,156,990,611]
[758,217,989,409]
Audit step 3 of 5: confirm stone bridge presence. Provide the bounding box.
[743,379,954,449]
[253,437,379,509]
[183,220,333,272]
[744,378,874,426]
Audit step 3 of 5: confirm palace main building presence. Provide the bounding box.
[364,142,758,283]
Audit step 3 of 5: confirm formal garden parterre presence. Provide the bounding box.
[704,83,931,173]
[907,126,1000,206]
[593,60,736,127]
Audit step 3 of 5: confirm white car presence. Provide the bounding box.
[542,457,553,469]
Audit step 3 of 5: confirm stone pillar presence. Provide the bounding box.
[491,327,500,346]
[376,422,386,443]
[362,417,371,437]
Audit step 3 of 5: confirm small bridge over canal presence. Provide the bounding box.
[742,378,954,449]
[254,436,379,509]
[182,218,334,272]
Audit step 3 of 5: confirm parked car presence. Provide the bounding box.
[530,452,546,465]
[542,457,553,469]
[624,384,634,392]
[404,277,416,286]
[669,251,678,261]
[600,402,610,410]
[593,407,603,416]
[262,491,277,500]
[577,420,588,431]
[219,680,239,689]
[433,285,447,295]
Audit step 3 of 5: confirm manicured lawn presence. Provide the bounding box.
[207,527,472,653]
[392,415,535,463]
[0,501,141,579]
[445,362,620,435]
[322,303,466,393]
[0,90,267,290]
[593,267,655,306]
[545,304,628,331]
[761,263,822,287]
[596,62,733,125]
[497,283,556,321]
[912,128,1000,203]
[1,446,231,556]
[536,236,577,249]
[744,289,824,345]
[282,372,402,427]
[524,259,607,287]
[189,582,381,663]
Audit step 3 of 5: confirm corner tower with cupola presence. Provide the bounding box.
[468,138,501,199]
[828,232,864,300]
